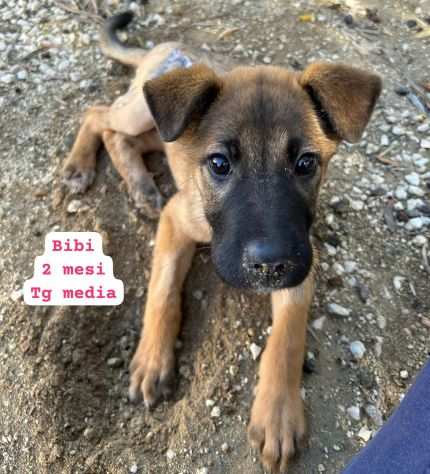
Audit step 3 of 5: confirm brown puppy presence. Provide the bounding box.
[63,12,382,473]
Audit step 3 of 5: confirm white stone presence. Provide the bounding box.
[327,303,351,317]
[408,186,425,197]
[412,235,427,246]
[417,123,429,133]
[393,276,406,291]
[10,288,23,302]
[205,399,215,407]
[350,200,364,211]
[392,126,405,136]
[394,187,407,200]
[344,261,358,273]
[406,217,430,231]
[129,464,138,474]
[406,198,424,211]
[347,406,361,421]
[400,370,409,379]
[350,341,366,360]
[405,172,420,186]
[380,134,389,146]
[166,449,176,460]
[325,243,337,256]
[421,139,430,149]
[70,72,81,82]
[67,200,85,213]
[332,263,344,275]
[312,316,326,330]
[16,70,28,80]
[0,73,14,84]
[416,158,429,168]
[377,314,387,330]
[210,406,221,418]
[249,343,262,360]
[358,426,373,442]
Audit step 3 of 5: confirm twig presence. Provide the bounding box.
[422,243,430,274]
[375,142,400,166]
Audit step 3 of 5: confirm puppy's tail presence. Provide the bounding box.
[100,11,146,67]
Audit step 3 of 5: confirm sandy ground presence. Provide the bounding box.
[0,0,429,473]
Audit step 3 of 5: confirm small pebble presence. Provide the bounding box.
[365,404,383,426]
[350,341,366,360]
[412,235,427,246]
[421,139,430,149]
[393,276,405,291]
[400,370,409,380]
[394,187,407,200]
[392,126,405,136]
[380,134,389,146]
[408,186,425,197]
[0,73,14,84]
[358,426,373,442]
[166,449,176,460]
[67,200,88,213]
[406,217,430,231]
[107,357,122,368]
[377,314,386,330]
[405,173,420,186]
[347,405,361,421]
[129,464,138,474]
[17,70,28,81]
[211,406,221,418]
[312,316,326,330]
[327,303,351,317]
[249,343,262,360]
[10,289,23,302]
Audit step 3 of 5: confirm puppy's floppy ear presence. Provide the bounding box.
[143,64,222,142]
[299,62,382,143]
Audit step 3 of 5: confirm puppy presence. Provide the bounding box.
[63,12,382,473]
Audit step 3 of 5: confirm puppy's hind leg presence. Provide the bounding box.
[102,130,165,218]
[63,105,109,193]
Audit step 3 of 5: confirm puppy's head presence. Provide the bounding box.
[144,62,381,292]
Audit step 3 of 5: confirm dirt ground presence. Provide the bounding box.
[1,0,429,473]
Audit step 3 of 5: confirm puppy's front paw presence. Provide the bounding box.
[248,387,306,473]
[128,337,175,408]
[62,159,96,194]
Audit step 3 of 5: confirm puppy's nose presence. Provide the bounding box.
[243,240,290,275]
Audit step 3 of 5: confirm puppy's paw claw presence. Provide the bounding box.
[62,165,95,194]
[129,178,164,219]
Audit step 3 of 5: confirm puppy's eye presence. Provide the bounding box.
[208,153,231,178]
[295,153,319,176]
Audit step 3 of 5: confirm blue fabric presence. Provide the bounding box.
[343,360,430,473]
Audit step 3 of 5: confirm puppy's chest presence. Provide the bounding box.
[148,48,193,79]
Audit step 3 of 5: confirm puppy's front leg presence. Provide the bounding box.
[129,193,196,407]
[248,274,314,473]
